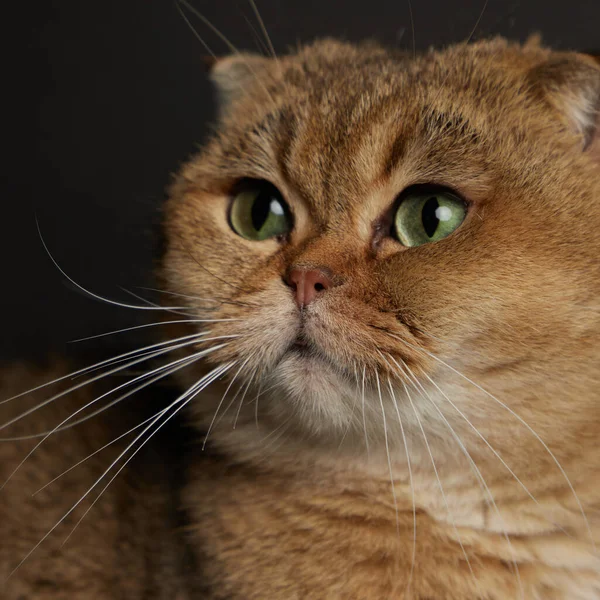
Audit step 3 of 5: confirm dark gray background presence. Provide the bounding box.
[3,0,599,359]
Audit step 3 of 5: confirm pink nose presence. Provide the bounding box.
[285,268,333,308]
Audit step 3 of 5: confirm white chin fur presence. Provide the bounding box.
[266,350,357,435]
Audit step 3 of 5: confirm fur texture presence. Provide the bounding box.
[2,38,600,599]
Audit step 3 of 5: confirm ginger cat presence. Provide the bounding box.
[2,37,600,599]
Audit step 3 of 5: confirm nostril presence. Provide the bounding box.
[284,267,335,307]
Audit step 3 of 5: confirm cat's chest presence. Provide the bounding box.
[183,459,600,600]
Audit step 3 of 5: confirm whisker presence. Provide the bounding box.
[337,363,361,449]
[375,371,400,539]
[407,0,416,59]
[136,286,256,308]
[174,0,217,58]
[401,369,480,592]
[422,368,570,537]
[69,318,239,344]
[361,365,370,457]
[385,351,522,597]
[465,0,489,45]
[177,0,278,108]
[390,334,594,550]
[0,331,213,406]
[0,334,221,433]
[7,361,235,579]
[414,371,524,598]
[1,341,232,488]
[0,351,203,442]
[203,356,252,449]
[216,379,246,428]
[175,232,261,298]
[33,406,177,495]
[233,368,257,429]
[35,217,186,312]
[251,416,295,468]
[242,13,271,56]
[254,379,263,428]
[427,0,491,130]
[118,287,201,318]
[247,0,278,61]
[60,361,235,548]
[386,376,416,595]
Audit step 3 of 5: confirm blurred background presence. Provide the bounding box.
[3,0,599,359]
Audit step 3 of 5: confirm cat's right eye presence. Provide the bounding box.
[229,181,292,241]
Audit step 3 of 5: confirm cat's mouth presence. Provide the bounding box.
[287,337,312,358]
[283,334,349,376]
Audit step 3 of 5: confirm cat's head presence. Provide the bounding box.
[161,38,600,463]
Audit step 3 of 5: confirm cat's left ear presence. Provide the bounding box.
[204,54,273,117]
[529,53,600,157]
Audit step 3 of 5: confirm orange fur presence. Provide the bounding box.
[163,38,600,598]
[2,37,600,598]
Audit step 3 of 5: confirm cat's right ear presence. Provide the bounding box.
[528,52,600,159]
[203,54,273,117]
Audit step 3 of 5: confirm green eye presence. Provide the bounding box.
[229,181,292,241]
[394,189,467,247]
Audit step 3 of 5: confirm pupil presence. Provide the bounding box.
[250,193,272,230]
[422,196,440,238]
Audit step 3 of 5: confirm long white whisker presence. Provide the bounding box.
[0,331,214,406]
[0,352,203,442]
[177,0,278,107]
[216,380,247,428]
[68,318,238,344]
[136,286,257,308]
[118,287,197,318]
[247,0,277,61]
[390,334,593,551]
[375,371,400,539]
[402,370,480,593]
[7,362,235,579]
[2,342,231,487]
[361,365,369,457]
[233,368,257,429]
[61,362,235,547]
[337,362,361,449]
[174,0,217,57]
[389,356,523,598]
[69,342,202,381]
[203,356,252,449]
[35,217,186,312]
[33,406,173,495]
[0,334,229,434]
[386,376,416,595]
[417,368,570,538]
[416,373,524,598]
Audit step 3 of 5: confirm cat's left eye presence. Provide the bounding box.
[229,181,292,241]
[393,187,467,247]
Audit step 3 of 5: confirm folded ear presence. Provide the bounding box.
[528,53,600,157]
[205,54,273,117]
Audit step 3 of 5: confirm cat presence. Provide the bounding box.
[2,35,600,599]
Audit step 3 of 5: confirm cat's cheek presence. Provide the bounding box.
[195,279,300,366]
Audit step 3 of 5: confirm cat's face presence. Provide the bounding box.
[162,39,600,460]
